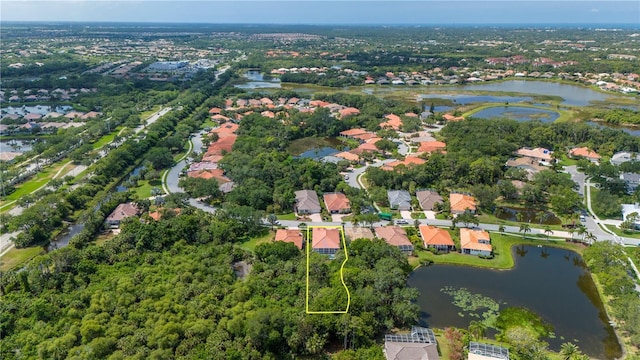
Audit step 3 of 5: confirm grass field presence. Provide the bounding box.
[411,233,584,269]
[0,246,45,272]
[239,231,274,252]
[277,213,298,220]
[133,179,163,199]
[91,126,125,150]
[605,225,640,239]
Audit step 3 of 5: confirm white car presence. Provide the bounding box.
[395,219,409,225]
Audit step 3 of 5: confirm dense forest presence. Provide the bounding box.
[0,212,418,359]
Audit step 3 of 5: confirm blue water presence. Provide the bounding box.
[587,121,640,136]
[235,71,281,89]
[472,106,560,122]
[419,94,532,105]
[297,147,339,159]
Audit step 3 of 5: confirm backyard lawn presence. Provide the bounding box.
[0,247,45,272]
[413,233,584,269]
[239,231,274,252]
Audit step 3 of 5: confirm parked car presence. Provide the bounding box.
[395,219,409,225]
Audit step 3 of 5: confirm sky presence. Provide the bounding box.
[1,0,639,25]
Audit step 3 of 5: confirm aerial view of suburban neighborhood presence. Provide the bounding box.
[1,1,640,359]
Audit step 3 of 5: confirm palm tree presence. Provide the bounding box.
[576,225,586,243]
[568,228,575,241]
[516,212,525,223]
[519,223,531,239]
[498,224,506,233]
[468,320,486,340]
[543,226,553,240]
[560,342,579,360]
[584,232,597,245]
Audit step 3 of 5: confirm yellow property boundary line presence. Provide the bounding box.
[305,225,351,314]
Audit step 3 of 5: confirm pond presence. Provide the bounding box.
[417,94,533,105]
[472,106,560,123]
[48,223,85,251]
[587,121,640,137]
[0,139,34,153]
[408,245,621,359]
[234,71,281,89]
[443,80,613,106]
[297,147,339,160]
[494,206,561,225]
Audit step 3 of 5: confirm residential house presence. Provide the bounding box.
[384,327,440,360]
[443,113,464,122]
[417,141,446,154]
[382,157,426,171]
[295,190,321,214]
[419,225,455,252]
[568,147,601,163]
[323,192,351,214]
[460,228,492,257]
[450,193,477,214]
[622,203,640,229]
[416,190,443,211]
[505,157,546,180]
[335,151,360,162]
[380,114,403,130]
[105,202,140,228]
[388,190,412,211]
[374,226,414,255]
[339,107,360,118]
[620,173,640,193]
[611,151,640,166]
[515,147,553,163]
[274,229,303,250]
[340,128,369,140]
[312,228,342,257]
[344,227,375,241]
[468,342,510,360]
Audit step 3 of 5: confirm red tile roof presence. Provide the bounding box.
[569,147,601,160]
[460,228,492,252]
[380,114,403,130]
[417,141,446,153]
[275,229,303,249]
[419,225,455,247]
[450,193,477,213]
[323,192,350,213]
[374,226,412,247]
[312,228,341,250]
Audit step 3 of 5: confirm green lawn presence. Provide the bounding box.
[239,231,274,252]
[0,165,58,207]
[414,233,583,270]
[91,126,125,150]
[133,180,163,199]
[277,213,297,220]
[0,246,45,271]
[605,225,640,239]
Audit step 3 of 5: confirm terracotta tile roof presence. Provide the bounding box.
[205,135,237,156]
[419,225,455,247]
[569,147,601,160]
[339,107,361,118]
[209,107,222,114]
[312,228,341,250]
[374,226,412,248]
[323,192,350,213]
[275,229,303,249]
[340,129,367,138]
[187,169,230,183]
[335,151,360,161]
[382,157,426,171]
[211,114,230,122]
[450,193,477,213]
[353,132,379,141]
[516,147,553,161]
[460,228,492,252]
[380,114,403,130]
[310,100,331,108]
[417,141,446,153]
[261,110,275,118]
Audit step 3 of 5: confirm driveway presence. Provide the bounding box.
[565,165,586,196]
[400,210,413,219]
[424,211,436,220]
[331,214,348,222]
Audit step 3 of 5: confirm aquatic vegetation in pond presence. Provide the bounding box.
[495,306,554,339]
[440,286,503,328]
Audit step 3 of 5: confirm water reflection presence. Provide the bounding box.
[407,246,621,359]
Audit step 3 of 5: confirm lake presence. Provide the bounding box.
[235,70,281,89]
[408,245,621,359]
[297,146,339,159]
[445,80,612,106]
[587,121,640,137]
[472,106,560,123]
[418,94,533,105]
[0,139,34,153]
